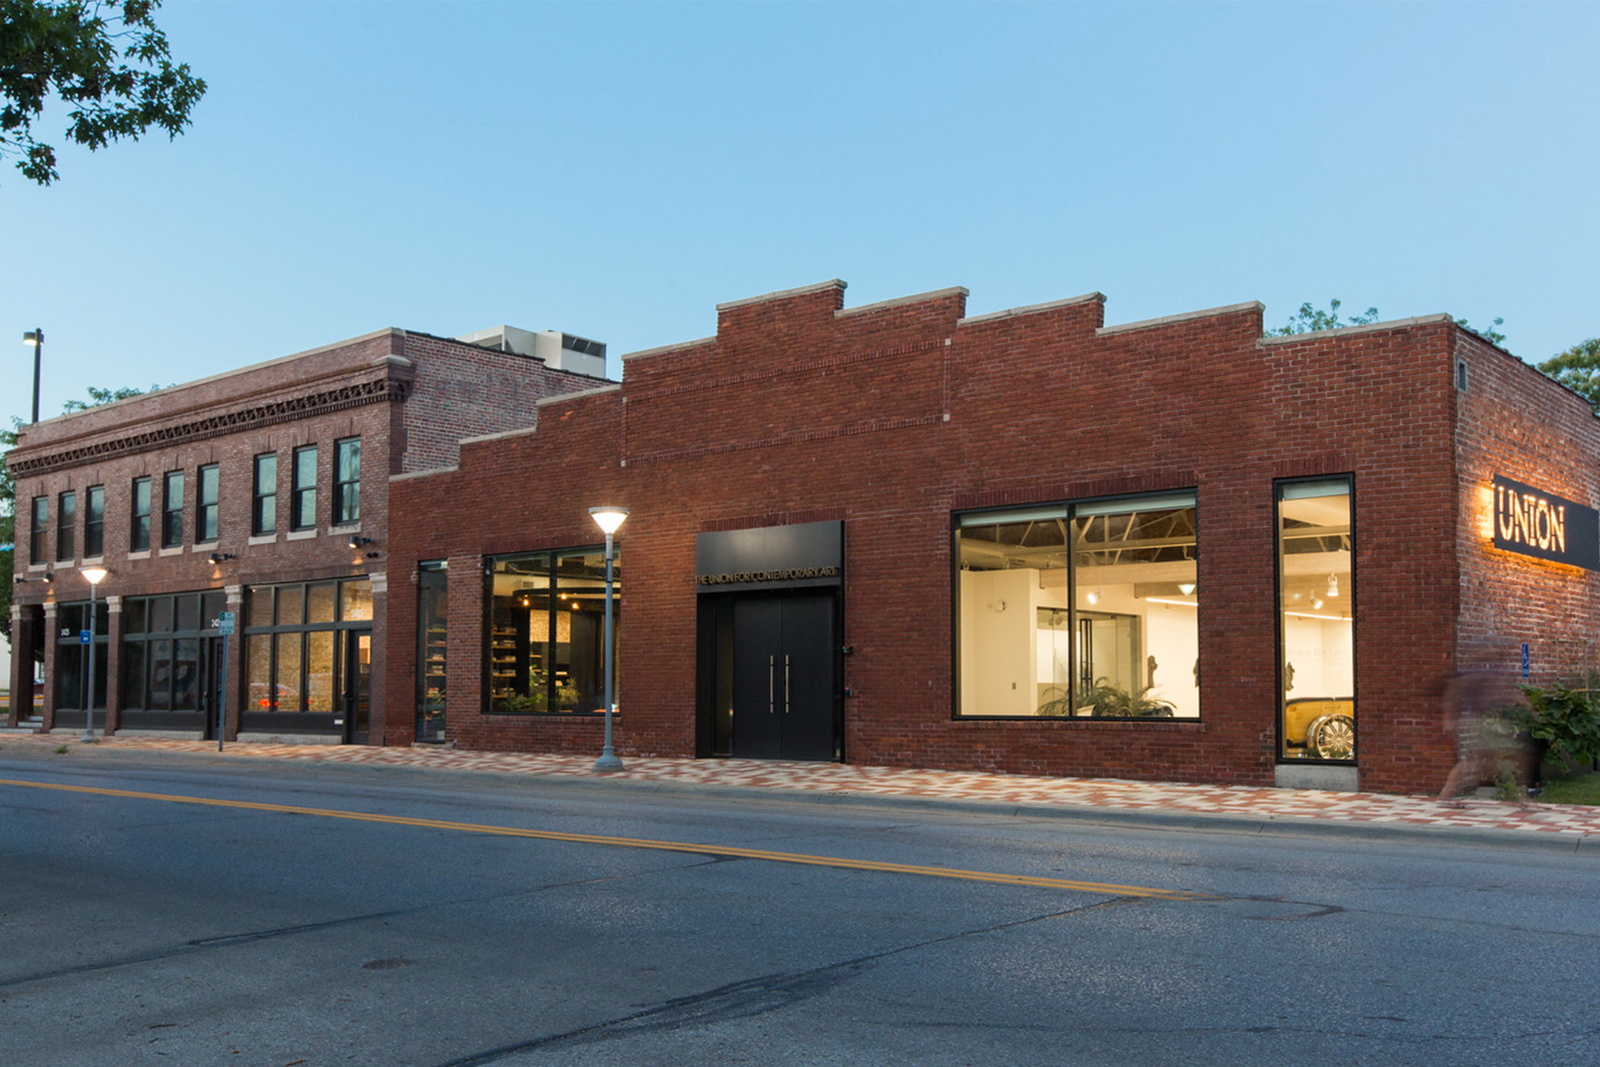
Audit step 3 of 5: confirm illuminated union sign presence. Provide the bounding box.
[1493,475,1599,570]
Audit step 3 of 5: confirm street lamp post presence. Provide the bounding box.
[588,506,628,773]
[80,566,108,742]
[23,328,43,424]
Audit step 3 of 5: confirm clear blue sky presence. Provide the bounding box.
[3,1,1596,419]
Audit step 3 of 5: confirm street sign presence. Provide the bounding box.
[78,630,91,645]
[217,611,236,636]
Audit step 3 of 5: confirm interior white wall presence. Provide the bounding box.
[1283,615,1354,699]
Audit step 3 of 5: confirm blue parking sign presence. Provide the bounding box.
[78,630,91,645]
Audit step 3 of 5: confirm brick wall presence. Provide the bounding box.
[383,282,1590,794]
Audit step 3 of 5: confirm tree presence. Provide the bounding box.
[1455,316,1507,347]
[1,0,205,184]
[1271,299,1510,349]
[1538,337,1600,413]
[0,383,155,645]
[1266,299,1382,336]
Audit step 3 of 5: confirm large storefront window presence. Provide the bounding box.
[486,548,618,714]
[244,578,372,719]
[956,493,1199,719]
[121,590,226,717]
[1277,479,1355,762]
[417,561,448,741]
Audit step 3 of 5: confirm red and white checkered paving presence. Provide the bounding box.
[5,732,1599,838]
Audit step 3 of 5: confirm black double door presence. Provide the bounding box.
[730,593,837,761]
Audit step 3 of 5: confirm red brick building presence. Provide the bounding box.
[384,281,1600,795]
[7,326,606,743]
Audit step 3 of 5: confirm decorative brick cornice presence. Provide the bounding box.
[10,378,407,477]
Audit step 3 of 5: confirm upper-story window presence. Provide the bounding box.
[253,453,277,536]
[333,438,360,525]
[292,446,317,531]
[56,490,76,562]
[84,486,105,558]
[196,464,220,543]
[131,477,152,552]
[162,471,185,549]
[30,496,48,565]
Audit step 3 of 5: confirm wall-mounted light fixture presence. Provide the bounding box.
[40,572,53,584]
[349,535,375,549]
[208,552,236,564]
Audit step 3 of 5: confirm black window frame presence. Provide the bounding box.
[483,546,619,717]
[951,489,1201,722]
[162,470,185,549]
[29,495,48,565]
[131,476,152,552]
[1274,475,1357,766]
[241,578,373,728]
[84,485,105,558]
[55,489,75,562]
[196,463,220,544]
[291,445,317,532]
[252,452,277,536]
[333,437,360,526]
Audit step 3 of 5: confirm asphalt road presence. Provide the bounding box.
[2,747,1597,1067]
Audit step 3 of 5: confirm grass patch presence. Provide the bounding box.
[1537,771,1600,806]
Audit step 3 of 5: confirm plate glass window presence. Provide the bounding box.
[162,471,184,549]
[196,464,219,543]
[29,495,47,565]
[333,438,360,525]
[956,492,1199,719]
[55,490,74,562]
[486,548,618,715]
[417,561,447,741]
[1277,479,1356,762]
[84,486,104,557]
[252,453,276,536]
[131,476,151,551]
[291,446,316,531]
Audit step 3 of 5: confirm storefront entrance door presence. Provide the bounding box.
[342,632,371,744]
[730,593,835,761]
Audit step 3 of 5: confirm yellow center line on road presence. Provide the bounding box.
[0,777,1214,902]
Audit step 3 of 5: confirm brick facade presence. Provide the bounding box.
[7,328,604,741]
[383,281,1600,796]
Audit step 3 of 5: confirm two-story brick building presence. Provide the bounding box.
[384,281,1600,795]
[7,325,606,743]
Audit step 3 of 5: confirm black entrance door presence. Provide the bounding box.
[342,631,372,744]
[730,593,835,761]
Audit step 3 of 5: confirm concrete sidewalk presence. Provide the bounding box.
[5,731,1599,845]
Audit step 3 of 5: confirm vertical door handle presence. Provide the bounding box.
[769,655,775,713]
[785,655,791,713]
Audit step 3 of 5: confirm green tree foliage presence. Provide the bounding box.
[1455,316,1507,346]
[0,0,205,184]
[0,382,156,644]
[1266,299,1382,337]
[1538,337,1600,413]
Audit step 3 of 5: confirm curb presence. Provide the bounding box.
[3,737,1594,855]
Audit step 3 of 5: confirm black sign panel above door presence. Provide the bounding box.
[696,520,843,593]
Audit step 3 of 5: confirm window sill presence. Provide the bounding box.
[330,522,361,535]
[158,547,184,557]
[127,550,151,561]
[248,534,277,546]
[192,542,218,553]
[286,529,317,541]
[82,556,104,567]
